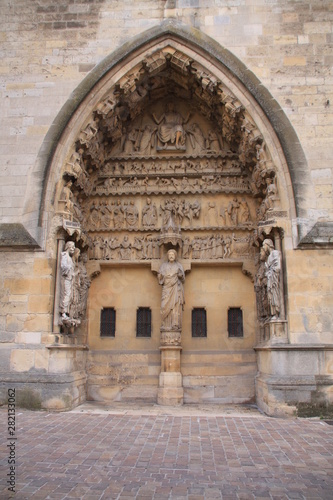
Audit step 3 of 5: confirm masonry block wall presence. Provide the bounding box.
[0,0,332,415]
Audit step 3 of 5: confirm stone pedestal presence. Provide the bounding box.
[267,319,288,345]
[157,345,184,405]
[259,319,288,345]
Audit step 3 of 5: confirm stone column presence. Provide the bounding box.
[157,332,184,405]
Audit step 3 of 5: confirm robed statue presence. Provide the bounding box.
[158,249,185,331]
[152,102,190,150]
[261,238,281,320]
[59,241,76,319]
[59,241,91,332]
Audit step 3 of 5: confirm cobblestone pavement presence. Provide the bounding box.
[1,403,333,499]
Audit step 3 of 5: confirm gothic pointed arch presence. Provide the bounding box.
[24,20,310,249]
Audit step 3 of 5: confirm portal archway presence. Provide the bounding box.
[44,25,298,404]
[26,21,312,248]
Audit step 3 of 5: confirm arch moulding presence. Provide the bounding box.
[21,20,312,250]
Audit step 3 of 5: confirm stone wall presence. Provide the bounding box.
[0,0,332,415]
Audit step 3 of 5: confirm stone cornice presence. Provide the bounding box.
[0,223,40,250]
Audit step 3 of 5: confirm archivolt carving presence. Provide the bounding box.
[51,44,288,334]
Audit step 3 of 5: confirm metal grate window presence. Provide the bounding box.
[192,308,207,337]
[228,308,243,337]
[100,307,116,337]
[137,307,152,337]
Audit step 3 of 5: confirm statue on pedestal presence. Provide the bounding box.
[59,241,76,321]
[261,238,281,320]
[158,249,185,332]
[59,241,90,332]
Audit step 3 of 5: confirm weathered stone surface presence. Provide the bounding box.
[1,0,333,416]
[0,224,39,249]
[298,220,333,247]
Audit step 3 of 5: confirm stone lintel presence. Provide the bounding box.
[159,346,183,351]
[255,344,333,351]
[46,344,89,350]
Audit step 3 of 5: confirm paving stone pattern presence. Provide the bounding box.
[1,408,333,499]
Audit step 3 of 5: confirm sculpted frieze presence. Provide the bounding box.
[82,192,258,234]
[160,198,201,229]
[87,228,255,263]
[187,234,233,260]
[89,234,161,261]
[142,198,158,229]
[94,173,250,197]
[100,154,239,176]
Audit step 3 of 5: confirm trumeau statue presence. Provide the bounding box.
[158,249,185,331]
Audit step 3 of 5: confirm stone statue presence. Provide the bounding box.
[59,241,91,332]
[207,129,222,152]
[255,254,269,321]
[239,198,251,223]
[261,239,281,320]
[158,249,185,331]
[142,198,158,229]
[227,197,240,225]
[77,253,91,318]
[187,123,206,153]
[125,201,139,229]
[59,241,76,320]
[119,235,132,260]
[137,124,156,155]
[152,102,190,149]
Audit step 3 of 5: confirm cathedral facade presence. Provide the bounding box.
[0,1,332,416]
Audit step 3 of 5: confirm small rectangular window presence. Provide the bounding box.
[192,308,207,337]
[137,307,152,337]
[228,308,243,337]
[100,307,116,337]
